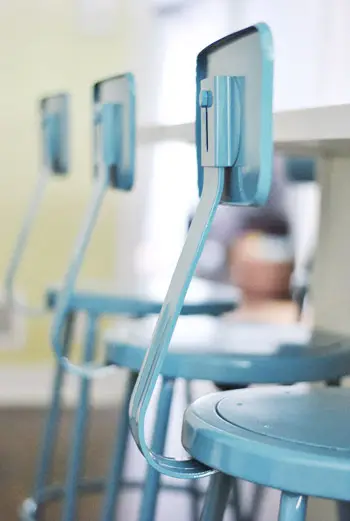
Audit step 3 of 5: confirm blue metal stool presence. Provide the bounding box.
[105,316,350,386]
[101,309,350,520]
[20,74,238,521]
[3,94,69,317]
[123,24,350,521]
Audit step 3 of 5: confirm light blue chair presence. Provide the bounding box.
[20,74,238,521]
[95,29,350,521]
[122,24,350,521]
[3,94,69,317]
[101,315,350,520]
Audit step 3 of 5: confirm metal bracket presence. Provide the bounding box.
[199,75,244,168]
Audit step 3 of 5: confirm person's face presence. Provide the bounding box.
[229,233,293,301]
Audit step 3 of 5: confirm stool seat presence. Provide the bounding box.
[183,387,350,501]
[46,277,239,316]
[104,316,350,384]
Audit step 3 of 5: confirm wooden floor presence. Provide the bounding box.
[0,406,335,521]
[0,407,118,521]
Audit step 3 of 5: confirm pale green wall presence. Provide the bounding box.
[0,0,128,363]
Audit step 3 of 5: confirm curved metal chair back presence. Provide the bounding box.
[3,93,69,316]
[128,23,274,479]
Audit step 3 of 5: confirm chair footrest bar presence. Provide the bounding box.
[19,476,202,520]
[122,479,204,496]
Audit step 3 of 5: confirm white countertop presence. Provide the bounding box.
[138,104,350,157]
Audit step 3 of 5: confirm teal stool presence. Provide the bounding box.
[101,311,350,521]
[20,75,238,521]
[124,24,350,521]
[47,24,350,521]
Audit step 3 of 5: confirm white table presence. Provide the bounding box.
[139,104,350,339]
[274,104,350,339]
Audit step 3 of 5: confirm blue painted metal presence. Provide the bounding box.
[129,167,224,479]
[34,312,76,497]
[199,89,213,108]
[43,114,60,171]
[200,76,243,170]
[182,387,350,501]
[101,377,214,521]
[185,382,200,521]
[4,170,49,314]
[101,103,123,168]
[199,472,232,521]
[279,493,307,521]
[100,371,138,521]
[45,279,238,316]
[197,23,273,205]
[20,477,207,519]
[4,93,70,316]
[20,311,76,520]
[138,378,175,521]
[50,173,109,376]
[50,73,136,377]
[61,313,98,521]
[93,72,135,190]
[105,318,350,384]
[128,23,274,480]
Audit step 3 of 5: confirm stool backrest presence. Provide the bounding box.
[51,72,135,375]
[3,93,70,315]
[129,24,274,480]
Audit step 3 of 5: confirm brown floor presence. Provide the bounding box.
[0,407,119,521]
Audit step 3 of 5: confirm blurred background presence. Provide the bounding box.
[0,0,349,519]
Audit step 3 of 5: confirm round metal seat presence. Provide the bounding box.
[183,386,350,501]
[105,316,350,384]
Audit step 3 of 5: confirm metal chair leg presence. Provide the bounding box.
[326,375,346,521]
[138,378,175,521]
[100,371,138,521]
[61,312,98,521]
[278,492,307,521]
[200,473,232,521]
[33,311,76,518]
[185,380,200,521]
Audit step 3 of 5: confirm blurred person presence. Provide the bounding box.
[227,211,297,324]
[195,155,290,285]
[194,156,299,319]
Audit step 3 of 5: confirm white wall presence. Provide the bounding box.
[117,0,350,284]
[238,0,350,110]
